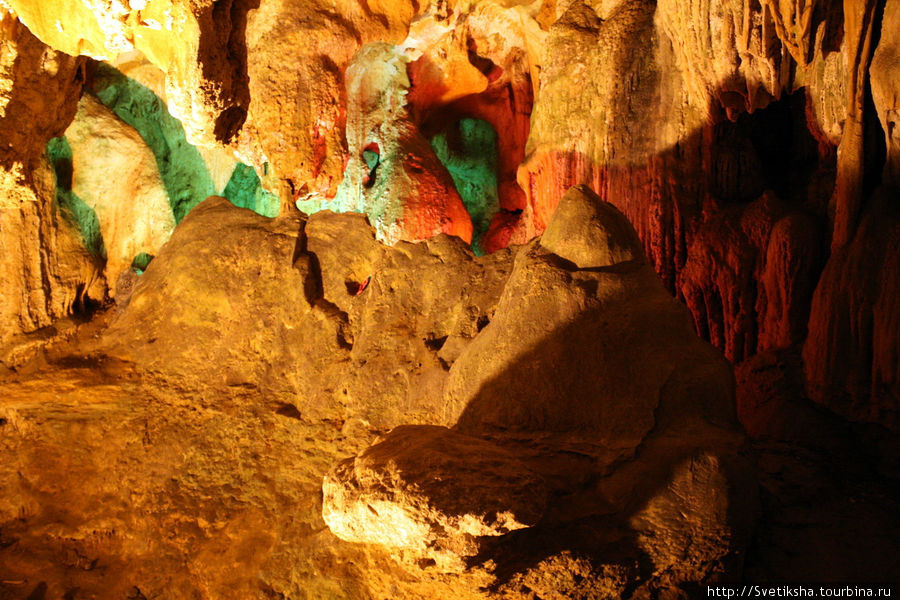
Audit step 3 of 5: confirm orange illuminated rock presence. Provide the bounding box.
[405,17,489,114]
[0,14,104,355]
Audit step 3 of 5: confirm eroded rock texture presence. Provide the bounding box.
[1,195,754,597]
[1,0,899,595]
[323,425,549,570]
[0,14,103,360]
[8,0,893,429]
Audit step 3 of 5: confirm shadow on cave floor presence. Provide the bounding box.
[737,349,900,583]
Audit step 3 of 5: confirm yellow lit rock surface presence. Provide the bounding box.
[540,184,645,269]
[239,0,421,197]
[64,94,175,292]
[0,196,754,596]
[322,425,548,570]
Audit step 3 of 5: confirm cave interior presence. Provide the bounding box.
[0,0,898,598]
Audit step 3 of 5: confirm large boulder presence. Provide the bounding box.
[322,425,548,570]
[445,186,737,456]
[99,198,513,427]
[325,184,756,590]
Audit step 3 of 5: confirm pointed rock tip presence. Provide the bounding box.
[540,184,645,269]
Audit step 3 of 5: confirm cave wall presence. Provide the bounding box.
[0,13,103,360]
[0,0,897,426]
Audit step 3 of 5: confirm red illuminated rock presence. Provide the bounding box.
[325,43,473,245]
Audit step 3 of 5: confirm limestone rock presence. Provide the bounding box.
[304,209,514,427]
[3,195,756,595]
[99,198,512,427]
[241,0,420,197]
[0,15,103,352]
[679,194,825,362]
[99,197,316,392]
[803,195,900,430]
[309,42,474,245]
[0,160,105,357]
[655,0,791,117]
[871,0,900,187]
[2,0,899,593]
[757,212,825,352]
[64,94,175,291]
[446,188,736,455]
[322,425,548,569]
[540,184,644,269]
[627,449,757,589]
[0,13,85,168]
[87,59,241,220]
[5,0,220,148]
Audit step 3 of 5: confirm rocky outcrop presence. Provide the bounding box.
[0,192,755,596]
[1,0,899,593]
[540,184,645,269]
[98,198,512,427]
[324,185,754,590]
[445,186,736,450]
[804,194,900,430]
[0,160,105,364]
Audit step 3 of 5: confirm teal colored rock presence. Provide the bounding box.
[222,163,280,218]
[430,118,500,255]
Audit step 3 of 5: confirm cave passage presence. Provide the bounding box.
[430,117,500,255]
[131,252,153,275]
[362,143,380,189]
